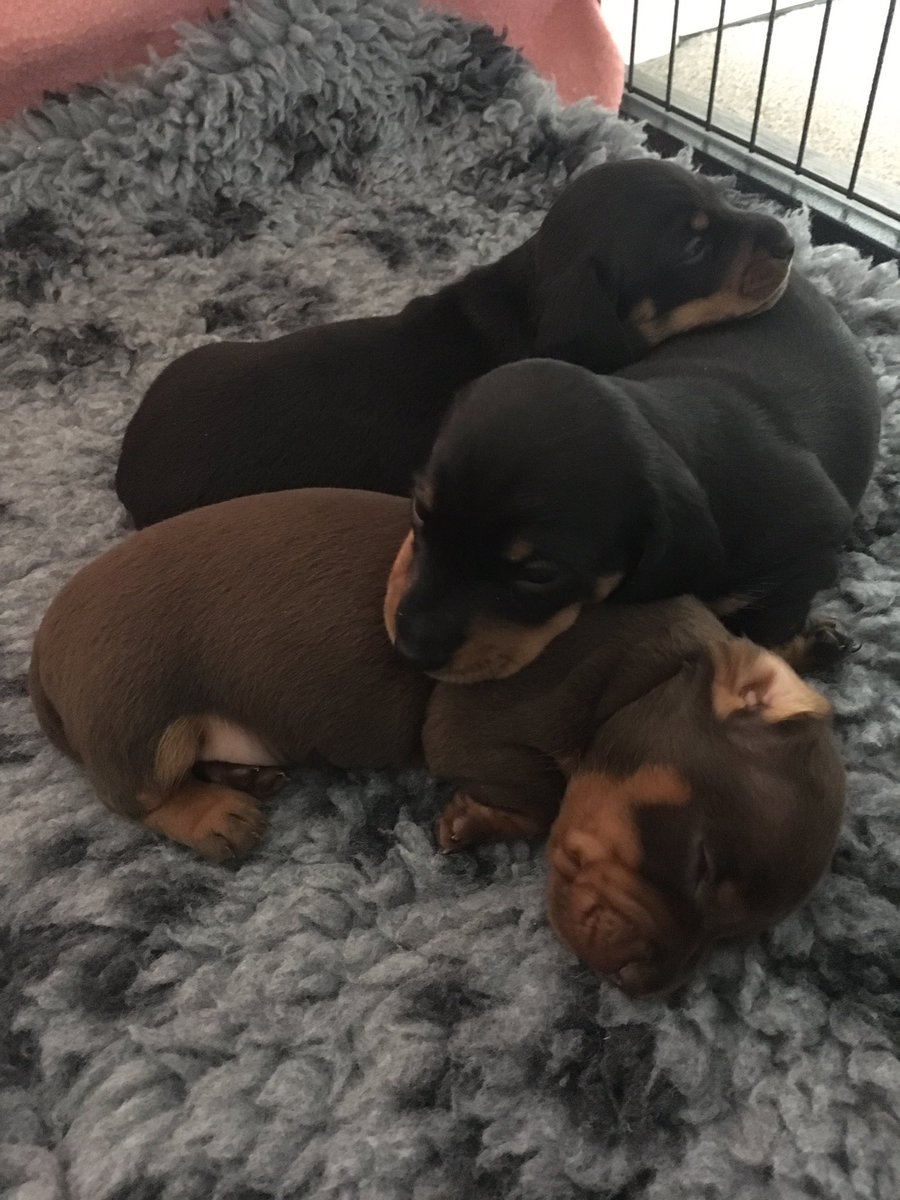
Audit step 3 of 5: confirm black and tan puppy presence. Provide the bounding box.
[31,490,843,996]
[115,159,793,527]
[386,272,881,682]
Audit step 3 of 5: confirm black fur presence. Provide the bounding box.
[116,160,792,527]
[394,272,881,667]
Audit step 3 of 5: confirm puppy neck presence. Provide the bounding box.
[448,238,541,364]
[551,599,730,764]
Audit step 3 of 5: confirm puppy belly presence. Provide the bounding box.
[199,717,281,767]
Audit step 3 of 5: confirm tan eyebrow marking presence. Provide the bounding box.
[691,211,710,232]
[505,538,534,563]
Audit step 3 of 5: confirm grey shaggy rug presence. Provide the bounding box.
[1,2,899,1198]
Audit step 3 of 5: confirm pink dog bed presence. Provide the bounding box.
[421,0,623,109]
[0,0,623,121]
[0,1,227,119]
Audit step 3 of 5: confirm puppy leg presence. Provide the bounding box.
[723,553,855,672]
[136,715,275,860]
[773,617,858,674]
[142,779,267,863]
[436,790,555,852]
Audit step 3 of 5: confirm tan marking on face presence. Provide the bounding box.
[691,211,711,232]
[628,298,657,326]
[708,592,752,617]
[551,766,691,873]
[593,572,624,602]
[428,603,582,683]
[505,538,534,563]
[383,530,416,644]
[546,767,691,978]
[629,237,791,346]
[710,641,831,724]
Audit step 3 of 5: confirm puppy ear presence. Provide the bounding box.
[534,259,646,373]
[624,442,726,598]
[711,641,831,723]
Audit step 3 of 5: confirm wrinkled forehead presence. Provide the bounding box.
[556,765,696,863]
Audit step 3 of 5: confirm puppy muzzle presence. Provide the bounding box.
[546,863,702,997]
[739,219,793,309]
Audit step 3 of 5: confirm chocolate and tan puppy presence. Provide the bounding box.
[30,490,844,995]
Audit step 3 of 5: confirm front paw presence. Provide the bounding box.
[435,792,489,853]
[803,617,859,672]
[434,791,550,853]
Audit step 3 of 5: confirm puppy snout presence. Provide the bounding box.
[754,218,794,262]
[393,609,460,672]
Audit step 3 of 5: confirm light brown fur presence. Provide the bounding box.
[629,237,791,346]
[30,490,844,992]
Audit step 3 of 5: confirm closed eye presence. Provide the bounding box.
[681,234,711,266]
[512,558,563,591]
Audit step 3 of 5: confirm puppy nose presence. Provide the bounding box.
[393,610,459,672]
[755,218,794,261]
[394,632,451,673]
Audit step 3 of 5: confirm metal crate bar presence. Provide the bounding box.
[704,0,728,128]
[847,0,896,197]
[665,0,681,108]
[627,0,640,90]
[621,88,900,256]
[794,0,833,173]
[749,0,780,150]
[619,0,900,257]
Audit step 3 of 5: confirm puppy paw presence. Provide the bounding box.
[802,617,859,672]
[775,618,859,674]
[144,783,268,863]
[435,792,490,852]
[435,792,548,853]
[192,793,268,863]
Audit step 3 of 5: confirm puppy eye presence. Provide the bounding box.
[681,234,710,266]
[514,558,562,590]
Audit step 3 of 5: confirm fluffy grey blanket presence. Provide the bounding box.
[1,3,898,1198]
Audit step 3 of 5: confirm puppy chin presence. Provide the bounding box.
[738,259,791,315]
[433,605,583,685]
[547,871,652,981]
[425,654,522,685]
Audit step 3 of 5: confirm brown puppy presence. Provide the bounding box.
[30,490,844,995]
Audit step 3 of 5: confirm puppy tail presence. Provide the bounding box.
[152,716,205,796]
[105,716,204,820]
[28,636,78,762]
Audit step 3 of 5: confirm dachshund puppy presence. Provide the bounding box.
[115,159,793,527]
[386,272,881,681]
[30,490,843,996]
